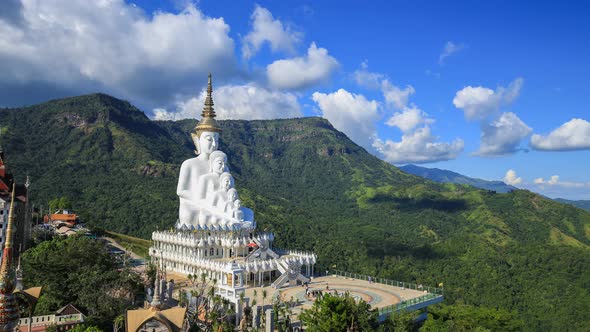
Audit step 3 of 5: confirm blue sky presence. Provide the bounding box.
[1,0,589,199]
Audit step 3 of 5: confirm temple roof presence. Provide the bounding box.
[56,303,84,316]
[126,306,187,332]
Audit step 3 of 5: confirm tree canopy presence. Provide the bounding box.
[21,236,143,329]
[300,292,379,331]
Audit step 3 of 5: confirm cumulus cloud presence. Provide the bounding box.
[0,0,237,107]
[373,127,464,164]
[503,169,522,185]
[348,62,464,163]
[266,43,339,90]
[382,80,416,110]
[311,89,380,149]
[534,175,561,185]
[453,78,523,121]
[354,64,418,113]
[499,171,590,199]
[439,41,465,64]
[353,61,385,90]
[532,175,590,196]
[241,5,302,59]
[477,112,532,156]
[530,118,590,151]
[153,84,301,121]
[386,106,433,133]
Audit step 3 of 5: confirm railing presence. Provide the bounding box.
[377,292,443,316]
[331,270,444,318]
[18,313,84,326]
[332,270,443,295]
[244,248,260,261]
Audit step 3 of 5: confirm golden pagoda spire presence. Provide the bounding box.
[0,183,20,331]
[193,73,221,138]
[202,73,215,118]
[0,183,16,275]
[4,184,15,250]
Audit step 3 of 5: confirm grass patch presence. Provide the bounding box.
[549,228,588,249]
[105,230,151,258]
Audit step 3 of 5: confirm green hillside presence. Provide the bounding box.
[1,94,589,330]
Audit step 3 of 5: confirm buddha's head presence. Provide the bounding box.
[219,172,234,191]
[234,199,242,208]
[227,188,238,202]
[192,131,219,156]
[209,151,227,174]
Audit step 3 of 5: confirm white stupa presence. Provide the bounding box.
[150,75,316,303]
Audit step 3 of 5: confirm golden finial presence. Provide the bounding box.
[193,74,221,139]
[202,73,215,118]
[4,183,15,249]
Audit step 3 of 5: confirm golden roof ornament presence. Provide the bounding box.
[192,73,221,138]
[0,184,20,331]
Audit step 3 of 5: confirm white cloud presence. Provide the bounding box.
[385,106,433,133]
[353,61,385,90]
[311,89,380,149]
[534,175,562,185]
[373,127,464,164]
[266,43,339,90]
[241,5,302,59]
[153,84,301,121]
[532,175,590,198]
[349,62,463,163]
[453,78,523,121]
[477,112,532,156]
[439,41,465,64]
[503,172,590,200]
[0,0,236,107]
[530,118,590,151]
[353,63,417,112]
[503,169,522,185]
[382,80,416,110]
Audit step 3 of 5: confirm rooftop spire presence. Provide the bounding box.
[0,184,20,331]
[193,74,221,137]
[4,183,15,250]
[202,73,215,118]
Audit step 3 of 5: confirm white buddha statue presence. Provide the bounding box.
[176,74,255,229]
[177,74,223,227]
[233,199,244,221]
[196,151,228,202]
[224,188,238,214]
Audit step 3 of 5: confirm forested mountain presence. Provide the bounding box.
[555,198,590,212]
[1,94,589,330]
[401,165,590,212]
[399,164,516,193]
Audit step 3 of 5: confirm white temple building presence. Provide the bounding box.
[150,75,316,310]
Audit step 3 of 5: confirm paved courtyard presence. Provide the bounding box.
[276,275,426,309]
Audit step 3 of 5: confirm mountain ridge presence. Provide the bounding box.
[1,94,589,330]
[401,164,590,212]
[399,164,517,193]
